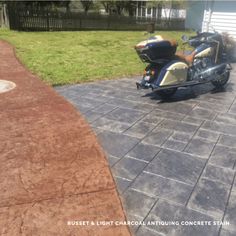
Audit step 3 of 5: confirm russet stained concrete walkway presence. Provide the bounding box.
[0,40,131,236]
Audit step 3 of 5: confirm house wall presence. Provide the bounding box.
[202,1,236,39]
[185,1,205,31]
[186,0,236,39]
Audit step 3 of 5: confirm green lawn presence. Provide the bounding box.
[0,29,193,86]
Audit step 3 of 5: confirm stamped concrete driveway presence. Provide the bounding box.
[55,65,236,236]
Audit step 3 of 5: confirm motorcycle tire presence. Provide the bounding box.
[211,71,230,88]
[156,88,177,99]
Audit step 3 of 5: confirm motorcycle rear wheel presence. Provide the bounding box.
[211,71,230,88]
[156,88,177,99]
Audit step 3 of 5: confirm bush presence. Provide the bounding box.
[222,32,236,62]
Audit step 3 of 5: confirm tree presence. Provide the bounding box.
[124,0,137,17]
[5,1,71,11]
[100,1,115,15]
[114,1,126,15]
[0,1,9,27]
[147,0,186,25]
[100,0,136,16]
[80,0,93,13]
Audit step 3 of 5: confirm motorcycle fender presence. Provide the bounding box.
[158,61,188,86]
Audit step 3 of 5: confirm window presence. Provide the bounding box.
[153,7,156,18]
[142,7,145,17]
[157,4,162,19]
[138,7,141,17]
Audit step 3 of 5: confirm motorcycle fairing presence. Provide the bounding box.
[154,60,188,87]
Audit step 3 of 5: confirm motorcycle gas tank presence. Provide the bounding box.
[158,61,188,86]
[194,44,214,58]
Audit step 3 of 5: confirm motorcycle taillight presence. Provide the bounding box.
[144,70,155,76]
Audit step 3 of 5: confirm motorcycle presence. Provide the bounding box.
[135,31,232,98]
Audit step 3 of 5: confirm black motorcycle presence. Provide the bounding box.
[135,31,232,98]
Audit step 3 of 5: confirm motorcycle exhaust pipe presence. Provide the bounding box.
[197,63,228,79]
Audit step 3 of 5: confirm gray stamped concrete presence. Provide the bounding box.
[55,65,236,236]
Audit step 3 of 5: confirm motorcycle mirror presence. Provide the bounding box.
[209,24,217,33]
[181,35,189,42]
[196,30,200,35]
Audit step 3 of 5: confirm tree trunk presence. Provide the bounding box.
[0,5,3,27]
[2,4,9,27]
[66,2,70,13]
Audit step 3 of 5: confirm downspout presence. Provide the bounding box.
[136,1,138,19]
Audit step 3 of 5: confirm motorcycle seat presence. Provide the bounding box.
[168,39,178,47]
[174,51,196,65]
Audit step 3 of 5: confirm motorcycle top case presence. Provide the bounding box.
[135,35,177,63]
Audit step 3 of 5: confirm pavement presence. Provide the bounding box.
[0,40,131,236]
[56,65,236,236]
